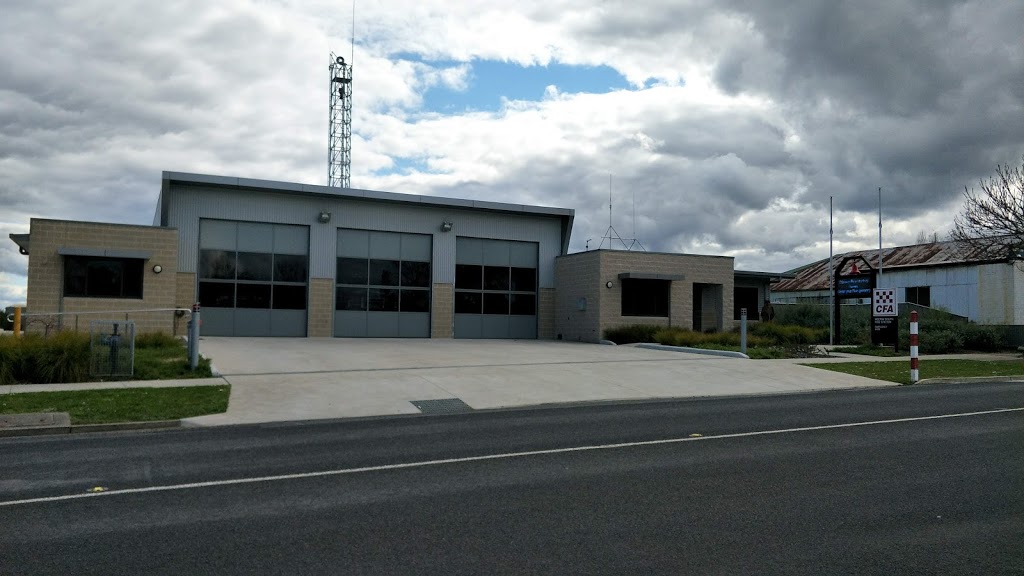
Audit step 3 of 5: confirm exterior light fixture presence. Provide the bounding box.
[440,221,453,232]
[318,211,332,224]
[152,265,163,274]
[605,281,613,289]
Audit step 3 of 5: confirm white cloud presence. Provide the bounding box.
[2,0,1022,308]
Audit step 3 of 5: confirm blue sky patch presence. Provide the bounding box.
[404,55,633,112]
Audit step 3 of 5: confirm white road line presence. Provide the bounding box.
[3,407,1022,508]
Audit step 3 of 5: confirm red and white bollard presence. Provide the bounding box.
[910,311,919,383]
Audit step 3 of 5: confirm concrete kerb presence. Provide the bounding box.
[0,417,183,438]
[635,343,750,359]
[914,376,1024,385]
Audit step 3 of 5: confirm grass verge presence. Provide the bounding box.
[836,345,907,357]
[0,385,230,425]
[803,359,1024,385]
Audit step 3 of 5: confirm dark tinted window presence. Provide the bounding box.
[237,252,272,281]
[401,261,431,287]
[454,292,481,314]
[369,260,400,286]
[199,250,235,280]
[236,283,271,308]
[484,293,509,314]
[274,254,308,283]
[368,288,399,312]
[64,256,143,299]
[273,284,307,310]
[455,265,482,289]
[336,287,367,311]
[199,282,235,308]
[337,258,369,285]
[401,289,430,312]
[622,279,670,317]
[484,266,510,291]
[510,293,536,316]
[510,267,536,292]
[906,286,930,307]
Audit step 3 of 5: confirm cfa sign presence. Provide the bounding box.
[872,288,897,317]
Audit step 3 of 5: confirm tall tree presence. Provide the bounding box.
[951,156,1024,266]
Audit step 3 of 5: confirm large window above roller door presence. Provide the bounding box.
[198,249,308,310]
[334,257,431,313]
[454,264,537,315]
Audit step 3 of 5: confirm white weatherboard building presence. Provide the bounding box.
[773,241,1024,341]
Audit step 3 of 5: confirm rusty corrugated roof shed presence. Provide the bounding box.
[774,240,1009,292]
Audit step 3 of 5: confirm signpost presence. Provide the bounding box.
[871,288,898,349]
[832,255,876,345]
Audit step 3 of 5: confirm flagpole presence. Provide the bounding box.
[878,187,883,282]
[829,196,834,345]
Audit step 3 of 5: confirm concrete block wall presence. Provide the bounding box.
[25,219,179,334]
[555,250,735,343]
[599,251,733,335]
[538,288,556,339]
[554,252,602,342]
[307,278,334,337]
[431,283,454,338]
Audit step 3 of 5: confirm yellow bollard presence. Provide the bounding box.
[13,307,21,337]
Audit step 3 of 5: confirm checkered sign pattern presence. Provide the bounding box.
[872,288,897,316]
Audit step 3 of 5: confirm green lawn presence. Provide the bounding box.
[133,345,213,380]
[836,345,906,357]
[0,385,230,425]
[803,359,1024,385]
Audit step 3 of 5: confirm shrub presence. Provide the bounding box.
[748,323,828,345]
[2,331,90,384]
[603,324,662,344]
[773,304,830,328]
[0,335,15,385]
[958,324,1003,352]
[135,332,183,349]
[36,330,90,384]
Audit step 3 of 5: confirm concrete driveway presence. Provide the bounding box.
[185,338,895,426]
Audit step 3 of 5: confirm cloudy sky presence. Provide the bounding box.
[3,0,1023,308]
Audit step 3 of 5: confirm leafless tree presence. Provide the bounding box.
[951,156,1024,267]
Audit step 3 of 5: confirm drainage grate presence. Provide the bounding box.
[410,398,473,414]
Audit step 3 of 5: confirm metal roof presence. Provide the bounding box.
[774,240,1011,292]
[9,233,29,255]
[161,171,575,218]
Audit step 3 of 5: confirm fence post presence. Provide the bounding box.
[189,303,201,370]
[740,308,747,355]
[13,307,21,337]
[910,311,919,383]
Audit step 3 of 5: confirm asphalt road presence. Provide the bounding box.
[2,382,1023,575]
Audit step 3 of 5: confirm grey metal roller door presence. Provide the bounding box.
[197,220,309,337]
[334,230,432,338]
[454,237,537,339]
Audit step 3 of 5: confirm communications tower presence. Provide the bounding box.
[328,53,352,188]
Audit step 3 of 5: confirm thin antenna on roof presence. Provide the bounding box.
[599,174,646,251]
[599,175,628,250]
[351,0,356,63]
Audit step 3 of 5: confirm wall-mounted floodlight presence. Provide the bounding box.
[605,281,613,289]
[440,221,453,232]
[318,211,332,224]
[152,265,163,274]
